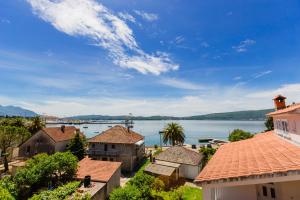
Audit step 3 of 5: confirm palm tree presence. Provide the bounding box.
[28,116,45,134]
[163,122,185,146]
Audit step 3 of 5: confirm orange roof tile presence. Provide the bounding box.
[42,126,83,142]
[195,131,300,184]
[267,103,300,116]
[76,157,121,182]
[88,125,144,144]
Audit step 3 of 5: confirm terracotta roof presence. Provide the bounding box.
[155,146,203,166]
[76,157,121,182]
[195,131,300,184]
[88,125,144,144]
[273,95,286,100]
[267,103,300,116]
[42,126,83,142]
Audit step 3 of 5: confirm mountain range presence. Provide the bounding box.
[66,109,273,121]
[0,105,38,117]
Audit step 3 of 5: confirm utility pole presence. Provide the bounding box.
[159,130,164,149]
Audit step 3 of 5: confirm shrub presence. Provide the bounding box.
[128,172,155,199]
[151,178,165,192]
[110,185,142,200]
[0,186,15,200]
[0,177,18,199]
[200,146,216,167]
[228,129,253,142]
[29,181,80,200]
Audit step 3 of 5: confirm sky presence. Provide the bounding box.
[1,0,300,117]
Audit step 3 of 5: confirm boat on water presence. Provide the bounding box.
[83,126,88,129]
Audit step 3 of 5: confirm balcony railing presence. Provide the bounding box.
[87,149,120,156]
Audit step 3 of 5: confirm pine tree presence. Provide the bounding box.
[67,132,85,160]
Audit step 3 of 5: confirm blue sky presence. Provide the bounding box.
[1,0,300,117]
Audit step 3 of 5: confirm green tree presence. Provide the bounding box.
[0,177,18,199]
[14,152,78,197]
[200,146,217,167]
[265,117,274,131]
[28,116,45,134]
[110,185,142,200]
[0,186,15,200]
[0,126,30,171]
[67,132,86,160]
[29,181,81,200]
[0,118,26,128]
[128,172,155,199]
[228,129,254,142]
[163,122,185,146]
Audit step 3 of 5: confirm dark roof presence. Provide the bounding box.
[42,126,83,142]
[195,131,300,184]
[155,146,203,166]
[88,125,144,144]
[76,157,121,182]
[144,163,176,176]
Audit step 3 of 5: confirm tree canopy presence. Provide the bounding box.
[228,129,254,142]
[27,116,45,134]
[67,132,86,160]
[200,146,217,167]
[0,126,30,171]
[14,152,78,198]
[163,122,185,146]
[265,117,274,131]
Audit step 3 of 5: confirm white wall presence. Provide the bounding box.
[278,180,300,200]
[179,164,200,180]
[203,185,257,200]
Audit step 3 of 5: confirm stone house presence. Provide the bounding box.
[195,95,300,200]
[19,126,83,157]
[76,157,121,199]
[88,125,145,172]
[144,146,203,187]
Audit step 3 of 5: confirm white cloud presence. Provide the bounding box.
[160,78,204,90]
[134,10,158,22]
[0,18,10,24]
[232,39,256,52]
[253,70,272,79]
[118,12,136,24]
[2,83,300,117]
[233,76,242,81]
[200,41,209,48]
[26,0,177,75]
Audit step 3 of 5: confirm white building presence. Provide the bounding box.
[195,95,300,200]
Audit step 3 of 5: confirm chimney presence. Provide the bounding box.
[273,95,287,110]
[61,125,65,133]
[84,175,91,188]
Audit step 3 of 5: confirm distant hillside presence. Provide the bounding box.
[184,109,274,121]
[66,109,274,121]
[0,105,38,117]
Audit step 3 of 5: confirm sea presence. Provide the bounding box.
[47,120,265,146]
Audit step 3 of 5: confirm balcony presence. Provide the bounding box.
[88,149,119,156]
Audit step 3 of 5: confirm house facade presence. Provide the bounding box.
[76,157,121,199]
[19,126,83,157]
[195,95,300,200]
[145,146,203,187]
[88,125,145,172]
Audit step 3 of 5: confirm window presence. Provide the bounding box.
[110,158,114,161]
[104,144,108,151]
[92,143,95,148]
[26,146,30,153]
[270,188,276,198]
[102,157,108,161]
[112,144,115,149]
[262,186,267,196]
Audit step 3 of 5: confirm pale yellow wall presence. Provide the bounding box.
[278,180,300,200]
